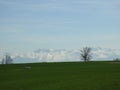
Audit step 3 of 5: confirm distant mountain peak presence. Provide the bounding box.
[1,47,120,64]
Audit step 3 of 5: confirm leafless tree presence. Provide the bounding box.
[1,58,5,64]
[5,54,13,64]
[80,47,92,62]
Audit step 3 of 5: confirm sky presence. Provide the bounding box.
[0,0,120,53]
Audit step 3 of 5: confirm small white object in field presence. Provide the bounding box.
[25,66,31,70]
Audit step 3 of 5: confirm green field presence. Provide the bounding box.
[0,61,120,90]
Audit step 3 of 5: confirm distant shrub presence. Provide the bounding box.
[24,66,31,70]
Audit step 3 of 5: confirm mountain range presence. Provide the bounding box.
[0,47,120,64]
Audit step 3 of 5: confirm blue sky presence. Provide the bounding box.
[0,0,120,52]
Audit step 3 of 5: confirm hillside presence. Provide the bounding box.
[0,61,120,90]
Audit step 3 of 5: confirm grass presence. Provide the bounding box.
[0,61,120,90]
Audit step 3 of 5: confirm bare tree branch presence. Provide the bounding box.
[80,47,92,62]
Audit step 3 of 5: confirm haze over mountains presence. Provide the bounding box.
[1,47,120,64]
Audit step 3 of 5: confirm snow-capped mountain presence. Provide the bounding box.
[92,47,120,60]
[0,47,120,64]
[13,49,81,63]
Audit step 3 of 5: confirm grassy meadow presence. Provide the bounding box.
[0,61,120,90]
